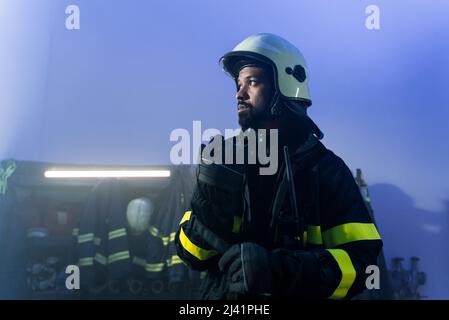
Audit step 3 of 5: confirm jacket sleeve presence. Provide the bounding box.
[269,150,383,299]
[174,210,220,271]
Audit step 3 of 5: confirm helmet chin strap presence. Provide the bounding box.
[269,91,283,118]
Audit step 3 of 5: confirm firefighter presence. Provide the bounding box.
[175,33,383,299]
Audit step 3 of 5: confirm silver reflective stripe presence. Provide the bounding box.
[145,263,165,272]
[132,256,147,267]
[108,228,127,240]
[79,257,94,266]
[108,250,130,264]
[78,233,94,243]
[167,255,184,267]
[94,253,107,265]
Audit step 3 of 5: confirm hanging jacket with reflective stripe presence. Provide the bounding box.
[133,167,196,282]
[175,137,383,300]
[77,179,132,287]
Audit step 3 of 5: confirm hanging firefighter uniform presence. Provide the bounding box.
[75,178,133,289]
[75,167,198,294]
[132,166,197,285]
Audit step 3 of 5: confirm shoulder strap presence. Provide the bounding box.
[268,135,327,240]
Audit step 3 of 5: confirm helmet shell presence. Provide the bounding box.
[220,33,312,106]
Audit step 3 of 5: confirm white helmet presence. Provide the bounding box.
[126,198,154,236]
[220,33,312,108]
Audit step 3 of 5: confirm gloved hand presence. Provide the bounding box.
[218,242,272,295]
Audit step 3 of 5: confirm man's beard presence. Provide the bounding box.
[238,106,271,131]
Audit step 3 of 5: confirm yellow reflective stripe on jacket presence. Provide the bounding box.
[326,249,356,299]
[232,216,242,234]
[161,232,177,246]
[149,227,173,245]
[78,233,94,243]
[179,227,218,261]
[179,211,192,225]
[149,226,159,237]
[108,228,127,240]
[94,253,108,265]
[108,250,130,264]
[179,210,242,234]
[301,223,380,247]
[78,257,94,267]
[145,263,165,272]
[305,225,323,245]
[80,255,106,266]
[322,223,381,248]
[79,251,130,266]
[149,226,176,246]
[167,255,184,267]
[132,256,182,271]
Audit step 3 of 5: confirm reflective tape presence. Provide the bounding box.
[145,263,165,272]
[132,256,183,272]
[149,227,176,246]
[108,250,130,264]
[232,216,242,234]
[108,228,127,240]
[78,257,94,267]
[179,211,192,225]
[94,253,107,265]
[78,233,94,244]
[179,227,218,261]
[149,226,160,237]
[167,255,184,267]
[326,249,356,299]
[323,223,381,248]
[79,251,130,266]
[132,256,147,267]
[304,225,323,245]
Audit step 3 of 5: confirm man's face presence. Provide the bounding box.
[236,66,274,131]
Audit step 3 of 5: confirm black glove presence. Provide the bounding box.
[218,242,272,295]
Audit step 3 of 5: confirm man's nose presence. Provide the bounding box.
[236,85,248,101]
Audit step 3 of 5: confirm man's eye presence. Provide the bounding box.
[249,80,257,86]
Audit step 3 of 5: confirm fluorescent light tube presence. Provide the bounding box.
[44,170,171,178]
